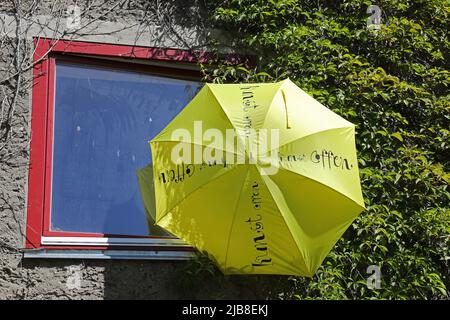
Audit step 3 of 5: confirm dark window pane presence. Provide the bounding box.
[51,62,200,236]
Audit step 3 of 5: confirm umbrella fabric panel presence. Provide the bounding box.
[136,164,169,236]
[207,82,283,131]
[262,169,362,275]
[153,85,238,156]
[224,165,310,276]
[156,165,249,266]
[150,141,241,220]
[277,126,365,207]
[261,80,354,148]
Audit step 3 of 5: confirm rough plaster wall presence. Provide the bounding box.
[0,0,275,300]
[0,1,207,48]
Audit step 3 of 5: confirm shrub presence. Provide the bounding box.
[199,0,449,299]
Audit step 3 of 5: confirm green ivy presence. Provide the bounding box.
[194,0,450,300]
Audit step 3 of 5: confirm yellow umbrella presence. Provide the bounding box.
[148,79,365,276]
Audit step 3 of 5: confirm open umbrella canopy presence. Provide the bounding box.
[149,79,365,276]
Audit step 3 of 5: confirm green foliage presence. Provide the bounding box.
[194,0,450,299]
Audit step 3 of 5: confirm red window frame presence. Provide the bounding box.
[25,38,246,252]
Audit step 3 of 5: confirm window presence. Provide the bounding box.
[25,39,211,259]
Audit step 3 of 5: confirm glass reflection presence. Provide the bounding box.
[51,62,200,236]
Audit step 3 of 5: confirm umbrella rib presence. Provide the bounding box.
[281,89,291,129]
[155,164,244,225]
[223,166,250,271]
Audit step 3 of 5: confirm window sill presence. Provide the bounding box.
[23,236,194,260]
[23,248,194,260]
[41,236,190,247]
